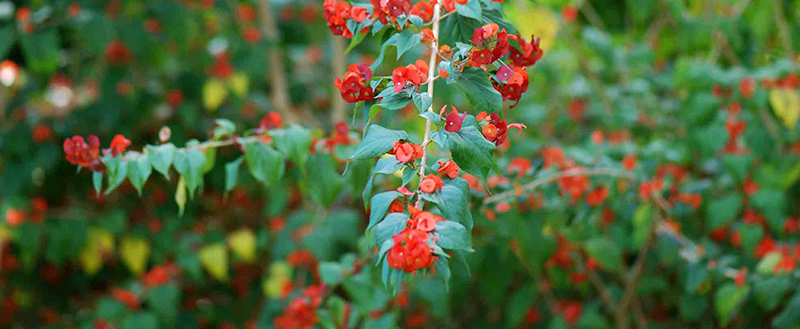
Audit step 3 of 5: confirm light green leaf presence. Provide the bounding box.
[244,142,285,186]
[224,156,244,197]
[127,154,152,196]
[147,143,177,179]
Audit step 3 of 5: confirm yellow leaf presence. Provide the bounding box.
[228,228,256,263]
[263,262,292,298]
[199,243,229,281]
[228,73,249,97]
[507,2,558,51]
[769,89,800,129]
[176,177,187,217]
[0,225,10,245]
[120,236,150,276]
[203,79,229,112]
[80,228,115,276]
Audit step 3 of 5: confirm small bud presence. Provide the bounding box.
[159,126,171,143]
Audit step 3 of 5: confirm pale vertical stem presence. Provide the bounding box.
[414,3,442,208]
[331,37,347,123]
[258,0,299,123]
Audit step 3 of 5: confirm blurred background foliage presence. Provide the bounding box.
[1,0,800,329]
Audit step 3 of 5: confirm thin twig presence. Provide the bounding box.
[422,11,452,27]
[483,167,635,205]
[414,3,442,208]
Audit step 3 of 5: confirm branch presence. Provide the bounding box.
[483,167,635,205]
[572,252,618,314]
[258,0,316,125]
[771,0,796,60]
[615,203,659,329]
[331,37,347,123]
[415,3,442,208]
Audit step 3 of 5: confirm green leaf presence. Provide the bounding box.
[244,142,285,186]
[395,29,423,60]
[20,29,59,74]
[585,237,622,272]
[371,213,408,247]
[320,262,346,285]
[224,156,244,197]
[102,155,128,195]
[754,275,791,311]
[346,19,373,53]
[350,125,410,160]
[363,157,405,206]
[121,312,159,329]
[706,193,742,230]
[445,118,497,179]
[433,221,472,251]
[146,284,180,326]
[412,92,433,113]
[274,125,313,169]
[456,0,482,20]
[454,68,503,112]
[173,148,207,199]
[435,256,451,290]
[93,171,103,197]
[773,293,800,329]
[212,119,236,139]
[751,189,787,232]
[0,27,15,60]
[439,12,482,46]
[722,154,754,182]
[419,111,440,124]
[127,154,152,196]
[370,34,398,71]
[305,153,345,207]
[438,177,474,230]
[757,252,782,275]
[378,87,413,110]
[680,293,708,321]
[367,191,404,231]
[147,143,177,179]
[715,282,749,327]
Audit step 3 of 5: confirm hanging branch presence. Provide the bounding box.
[483,167,635,205]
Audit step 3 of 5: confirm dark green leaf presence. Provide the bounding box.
[585,237,622,272]
[715,282,749,327]
[706,193,742,230]
[368,191,404,231]
[434,221,472,251]
[395,29,422,60]
[454,68,503,112]
[350,125,410,159]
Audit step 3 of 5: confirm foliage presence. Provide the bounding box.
[2,0,800,328]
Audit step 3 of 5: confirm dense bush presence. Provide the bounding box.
[1,0,800,329]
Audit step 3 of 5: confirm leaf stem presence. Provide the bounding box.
[415,3,442,208]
